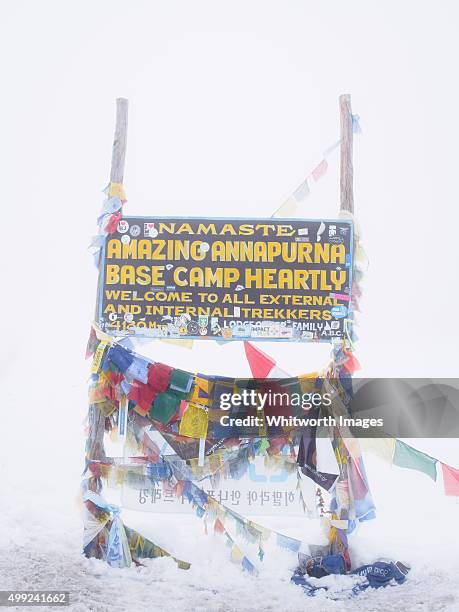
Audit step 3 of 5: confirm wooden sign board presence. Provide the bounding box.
[97,216,353,342]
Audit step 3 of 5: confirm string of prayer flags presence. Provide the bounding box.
[393,440,437,481]
[441,463,459,496]
[272,127,356,218]
[124,526,191,570]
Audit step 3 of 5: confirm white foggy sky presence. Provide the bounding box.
[0,2,458,472]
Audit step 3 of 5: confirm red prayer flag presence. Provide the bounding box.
[244,341,276,378]
[348,458,368,500]
[105,211,122,234]
[312,159,328,182]
[442,463,459,496]
[147,362,173,393]
[128,381,157,411]
[342,350,361,374]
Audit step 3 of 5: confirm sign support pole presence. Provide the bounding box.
[111,98,129,457]
[110,98,129,185]
[339,94,354,214]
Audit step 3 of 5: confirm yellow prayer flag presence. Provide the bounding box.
[330,519,349,530]
[92,324,115,345]
[160,338,194,349]
[248,521,271,541]
[195,376,210,394]
[109,182,127,200]
[230,544,244,563]
[91,341,107,373]
[342,437,362,461]
[97,399,117,417]
[272,196,298,218]
[179,403,208,439]
[360,438,396,463]
[298,371,319,392]
[88,386,107,403]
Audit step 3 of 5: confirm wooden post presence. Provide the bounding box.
[339,94,354,214]
[110,98,129,184]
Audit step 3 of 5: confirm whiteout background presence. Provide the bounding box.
[0,2,458,611]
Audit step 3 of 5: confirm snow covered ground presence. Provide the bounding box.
[1,364,458,611]
[1,468,458,612]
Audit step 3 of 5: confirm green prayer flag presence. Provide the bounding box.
[169,369,193,393]
[149,391,182,424]
[234,378,258,391]
[393,440,437,481]
[258,438,270,454]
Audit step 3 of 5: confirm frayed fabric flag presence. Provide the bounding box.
[441,463,459,496]
[242,556,257,574]
[393,440,437,481]
[276,533,301,552]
